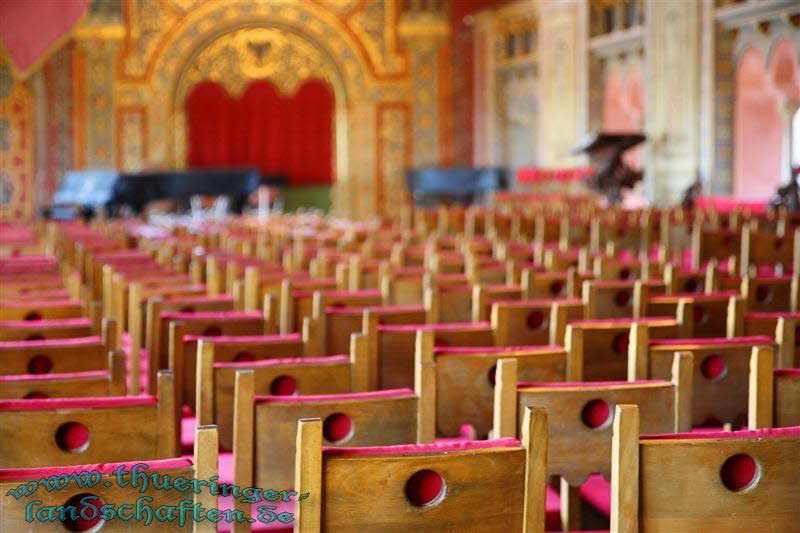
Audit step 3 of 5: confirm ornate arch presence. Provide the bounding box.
[140,1,377,215]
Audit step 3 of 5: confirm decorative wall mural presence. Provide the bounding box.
[0,59,34,219]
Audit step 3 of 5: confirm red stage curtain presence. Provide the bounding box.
[186,79,334,185]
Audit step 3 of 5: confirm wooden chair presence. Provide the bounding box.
[493,352,692,531]
[662,263,708,294]
[180,332,313,412]
[739,226,798,275]
[610,404,800,532]
[740,274,797,313]
[629,329,776,427]
[561,317,685,381]
[233,375,421,495]
[729,308,797,368]
[471,284,524,322]
[0,425,218,532]
[690,224,743,269]
[0,299,84,321]
[364,319,495,390]
[0,350,126,399]
[163,311,272,407]
[195,336,365,450]
[279,283,372,334]
[582,280,651,320]
[491,298,584,347]
[293,407,548,532]
[0,370,177,467]
[315,302,427,356]
[646,292,740,338]
[0,317,94,341]
[520,267,579,299]
[379,266,428,305]
[0,319,118,375]
[416,329,568,438]
[748,348,800,429]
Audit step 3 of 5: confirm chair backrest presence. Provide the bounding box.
[740,227,797,274]
[736,311,797,368]
[380,266,427,305]
[662,263,707,294]
[472,284,523,322]
[493,353,691,484]
[0,336,111,376]
[0,317,94,341]
[563,317,683,381]
[0,371,176,467]
[235,373,419,491]
[293,408,548,532]
[492,299,584,347]
[426,284,474,323]
[0,299,83,321]
[366,321,495,390]
[318,303,426,356]
[740,274,796,313]
[279,281,358,334]
[0,425,218,532]
[0,350,125,399]
[582,280,650,319]
[630,330,776,427]
[748,349,800,429]
[647,292,739,338]
[520,267,578,299]
[180,332,306,411]
[611,404,800,532]
[156,310,266,397]
[416,329,569,438]
[195,340,357,450]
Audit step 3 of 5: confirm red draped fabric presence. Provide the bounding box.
[186,79,334,185]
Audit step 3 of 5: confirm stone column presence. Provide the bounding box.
[536,0,589,167]
[644,0,703,204]
[399,11,449,167]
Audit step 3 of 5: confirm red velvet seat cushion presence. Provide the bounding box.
[323,438,521,457]
[0,457,192,481]
[649,335,773,347]
[182,333,302,343]
[0,299,81,308]
[641,425,800,440]
[0,370,108,382]
[161,310,263,321]
[0,317,91,328]
[0,336,101,349]
[255,388,415,404]
[379,321,491,332]
[325,304,424,314]
[434,345,563,355]
[570,316,674,326]
[518,379,665,388]
[213,355,349,368]
[491,298,582,307]
[775,368,800,377]
[0,396,156,410]
[745,311,800,320]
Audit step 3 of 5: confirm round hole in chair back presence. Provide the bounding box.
[233,351,256,362]
[611,332,629,355]
[795,325,800,347]
[28,355,53,374]
[25,333,45,341]
[24,311,43,321]
[773,238,784,250]
[683,278,700,293]
[580,399,613,430]
[329,301,346,309]
[322,413,353,444]
[179,306,196,313]
[23,391,49,399]
[202,325,223,337]
[62,493,105,532]
[722,234,733,246]
[56,422,90,453]
[755,285,773,304]
[405,469,446,507]
[487,364,498,386]
[433,337,450,348]
[269,375,297,396]
[614,290,631,307]
[701,354,727,381]
[618,268,632,280]
[720,454,759,492]
[526,310,547,331]
[549,280,564,296]
[693,305,709,325]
